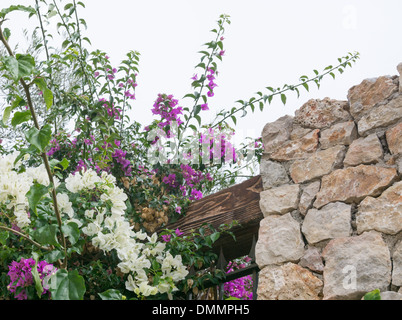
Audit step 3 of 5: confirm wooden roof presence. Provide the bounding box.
[165,175,264,262]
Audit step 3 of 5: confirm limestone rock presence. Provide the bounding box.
[261,115,293,155]
[356,181,402,235]
[397,63,402,92]
[379,291,402,300]
[256,213,305,268]
[270,129,320,161]
[259,184,300,216]
[294,98,351,129]
[322,231,392,300]
[392,240,402,287]
[290,125,312,140]
[348,76,398,120]
[302,202,352,244]
[386,122,402,155]
[290,145,346,184]
[314,165,397,208]
[320,120,358,150]
[343,134,383,167]
[299,181,321,215]
[260,156,289,190]
[299,246,324,274]
[357,95,402,136]
[257,263,323,300]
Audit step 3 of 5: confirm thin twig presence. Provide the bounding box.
[0,225,51,251]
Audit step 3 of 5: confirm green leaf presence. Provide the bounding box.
[3,28,11,40]
[59,158,70,171]
[281,94,287,105]
[32,253,44,298]
[49,269,86,300]
[98,289,123,300]
[194,105,202,117]
[24,124,52,152]
[0,5,36,19]
[61,222,80,245]
[43,249,64,263]
[2,106,12,124]
[32,224,59,247]
[194,114,201,126]
[11,110,31,127]
[210,232,220,243]
[2,56,19,81]
[0,230,9,245]
[26,183,49,215]
[34,78,53,109]
[363,289,381,300]
[16,54,35,79]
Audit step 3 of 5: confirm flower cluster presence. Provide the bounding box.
[122,78,138,100]
[112,147,132,176]
[179,164,212,201]
[206,68,217,98]
[151,94,184,129]
[99,98,122,120]
[224,256,253,300]
[7,258,57,300]
[162,173,178,188]
[0,153,60,229]
[64,168,189,297]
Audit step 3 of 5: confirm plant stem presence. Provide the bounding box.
[0,225,51,251]
[210,53,360,129]
[0,24,67,269]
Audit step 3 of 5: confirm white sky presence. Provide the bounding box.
[1,0,402,140]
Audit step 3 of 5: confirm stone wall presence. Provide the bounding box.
[255,63,402,300]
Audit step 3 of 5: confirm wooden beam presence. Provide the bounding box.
[164,175,264,262]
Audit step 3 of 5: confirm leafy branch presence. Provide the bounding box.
[180,14,230,137]
[210,52,360,128]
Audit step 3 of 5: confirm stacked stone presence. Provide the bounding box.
[256,63,402,300]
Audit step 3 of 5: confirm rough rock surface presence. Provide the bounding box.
[261,115,293,155]
[260,156,290,190]
[302,202,352,244]
[392,240,402,287]
[314,165,397,208]
[319,120,357,150]
[348,76,398,120]
[256,213,305,268]
[257,263,323,300]
[299,181,321,215]
[343,134,383,167]
[357,95,402,136]
[259,184,300,216]
[356,181,402,235]
[299,246,324,274]
[379,291,402,300]
[397,62,402,92]
[386,122,402,155]
[290,145,346,183]
[322,231,392,300]
[270,129,320,161]
[294,98,351,129]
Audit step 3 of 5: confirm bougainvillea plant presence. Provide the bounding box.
[0,1,359,300]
